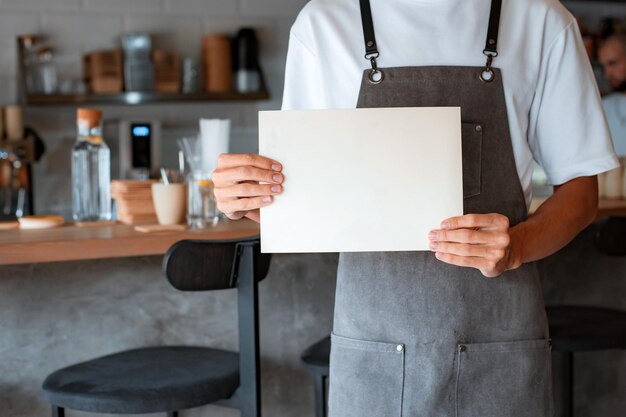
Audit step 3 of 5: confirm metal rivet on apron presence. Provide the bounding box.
[458,344,467,352]
[475,125,482,132]
[367,41,374,48]
[396,344,404,352]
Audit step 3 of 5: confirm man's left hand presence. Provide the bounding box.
[428,213,521,278]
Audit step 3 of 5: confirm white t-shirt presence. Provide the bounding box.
[602,93,626,156]
[280,0,619,208]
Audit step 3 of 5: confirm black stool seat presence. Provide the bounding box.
[546,306,626,351]
[42,346,239,414]
[301,336,330,375]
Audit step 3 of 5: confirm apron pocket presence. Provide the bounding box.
[455,338,553,417]
[461,122,482,199]
[328,333,405,417]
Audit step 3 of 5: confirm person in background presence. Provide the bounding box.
[598,33,626,155]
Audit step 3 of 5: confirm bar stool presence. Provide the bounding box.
[545,216,626,417]
[42,237,270,417]
[300,336,331,417]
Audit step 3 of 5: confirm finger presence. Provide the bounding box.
[428,228,495,245]
[224,211,248,220]
[216,183,282,199]
[431,241,507,262]
[213,166,284,185]
[245,209,260,223]
[217,153,282,171]
[441,214,509,231]
[434,252,484,269]
[429,241,491,258]
[217,196,274,214]
[434,252,501,278]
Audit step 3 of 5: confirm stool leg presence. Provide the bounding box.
[562,351,574,417]
[52,406,64,417]
[314,374,327,417]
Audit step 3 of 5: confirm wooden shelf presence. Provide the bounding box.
[0,218,260,265]
[24,90,270,106]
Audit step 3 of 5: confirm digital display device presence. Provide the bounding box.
[131,123,151,169]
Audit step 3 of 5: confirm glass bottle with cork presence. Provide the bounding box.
[72,108,111,222]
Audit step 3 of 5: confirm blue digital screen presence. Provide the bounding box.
[132,125,151,137]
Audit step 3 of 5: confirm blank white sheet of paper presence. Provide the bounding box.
[259,107,463,253]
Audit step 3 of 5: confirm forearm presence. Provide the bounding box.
[509,176,598,266]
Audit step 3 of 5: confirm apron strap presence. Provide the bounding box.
[359,0,383,83]
[484,0,502,57]
[481,0,502,82]
[358,0,503,83]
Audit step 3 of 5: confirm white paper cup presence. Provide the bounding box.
[151,183,187,225]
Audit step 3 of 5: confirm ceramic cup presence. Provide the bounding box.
[151,183,187,225]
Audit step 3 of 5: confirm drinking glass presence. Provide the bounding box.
[187,170,219,228]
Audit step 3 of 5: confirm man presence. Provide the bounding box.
[212,0,619,416]
[599,33,626,155]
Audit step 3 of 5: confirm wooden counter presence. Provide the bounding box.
[2,198,623,266]
[0,219,260,266]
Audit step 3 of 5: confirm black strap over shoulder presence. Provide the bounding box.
[360,0,378,59]
[358,0,503,61]
[358,0,503,83]
[484,0,502,57]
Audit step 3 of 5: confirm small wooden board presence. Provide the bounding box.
[134,224,187,233]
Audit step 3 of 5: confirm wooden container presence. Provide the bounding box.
[153,50,181,93]
[84,50,123,94]
[202,34,233,93]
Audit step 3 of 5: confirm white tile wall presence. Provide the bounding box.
[163,0,239,15]
[85,0,165,14]
[0,0,82,12]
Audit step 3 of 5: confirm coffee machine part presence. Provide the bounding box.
[234,28,261,93]
[5,106,24,141]
[118,120,162,179]
[0,127,45,220]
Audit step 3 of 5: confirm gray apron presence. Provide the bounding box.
[328,1,555,416]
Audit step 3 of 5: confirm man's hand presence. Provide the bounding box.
[212,153,284,223]
[428,213,521,278]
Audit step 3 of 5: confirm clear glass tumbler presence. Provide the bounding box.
[187,171,220,228]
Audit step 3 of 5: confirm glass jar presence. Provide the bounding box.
[187,171,219,228]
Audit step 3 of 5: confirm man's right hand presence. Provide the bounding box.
[212,153,284,223]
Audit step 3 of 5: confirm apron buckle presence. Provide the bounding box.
[480,52,497,83]
[366,53,384,85]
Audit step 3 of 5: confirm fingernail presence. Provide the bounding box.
[271,164,282,171]
[428,231,438,240]
[429,242,439,250]
[441,221,450,229]
[271,185,281,193]
[435,252,442,259]
[273,174,282,183]
[262,196,272,203]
